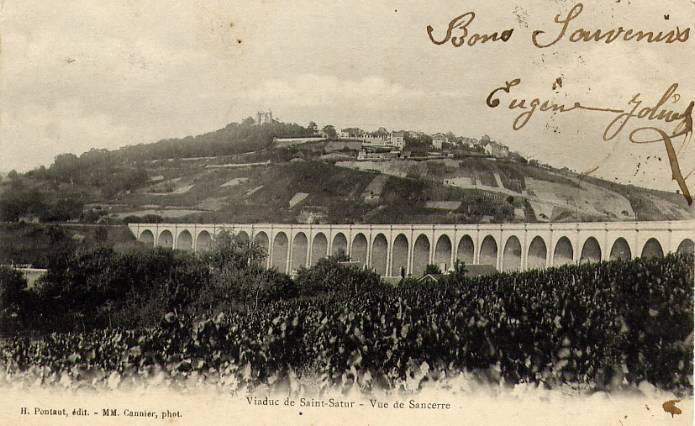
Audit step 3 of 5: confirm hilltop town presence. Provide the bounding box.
[269,110,516,163]
[0,111,691,234]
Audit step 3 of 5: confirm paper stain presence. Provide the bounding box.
[513,6,529,28]
[552,76,563,91]
[662,400,682,418]
[581,166,599,176]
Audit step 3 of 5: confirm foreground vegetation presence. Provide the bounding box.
[0,231,692,394]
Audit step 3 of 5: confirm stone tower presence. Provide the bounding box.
[256,111,273,125]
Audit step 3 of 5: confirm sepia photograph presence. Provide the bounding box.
[0,1,694,424]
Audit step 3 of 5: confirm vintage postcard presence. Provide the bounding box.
[0,0,694,425]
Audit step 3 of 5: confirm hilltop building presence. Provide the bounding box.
[459,137,479,146]
[432,133,449,150]
[484,141,510,158]
[390,131,406,149]
[339,127,405,150]
[479,135,510,159]
[361,134,390,145]
[339,128,364,138]
[407,130,427,139]
[256,111,274,125]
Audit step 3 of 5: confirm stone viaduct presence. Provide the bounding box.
[128,221,695,277]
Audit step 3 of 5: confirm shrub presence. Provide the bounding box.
[294,255,383,296]
[424,264,442,275]
[0,266,27,335]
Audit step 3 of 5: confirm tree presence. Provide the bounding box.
[203,230,267,273]
[0,266,27,314]
[449,260,468,282]
[95,227,108,243]
[404,133,433,153]
[41,196,84,222]
[294,254,382,296]
[341,127,363,138]
[195,230,295,312]
[35,246,212,331]
[50,153,81,184]
[322,125,337,138]
[375,127,390,137]
[0,181,46,222]
[205,266,296,312]
[307,121,318,135]
[0,266,29,334]
[332,249,350,262]
[424,264,442,275]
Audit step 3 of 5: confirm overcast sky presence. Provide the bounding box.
[1,0,694,195]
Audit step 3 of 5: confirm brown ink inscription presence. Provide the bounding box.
[426,3,691,49]
[486,80,694,205]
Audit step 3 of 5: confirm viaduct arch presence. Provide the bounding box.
[332,233,348,256]
[372,234,388,275]
[553,237,573,266]
[311,233,328,265]
[138,229,155,247]
[129,220,695,277]
[527,236,547,269]
[177,230,193,251]
[678,239,694,255]
[351,234,368,266]
[502,236,522,272]
[609,237,631,261]
[390,234,409,277]
[434,235,452,272]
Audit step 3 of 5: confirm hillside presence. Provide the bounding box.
[100,154,690,224]
[104,160,523,224]
[0,119,692,225]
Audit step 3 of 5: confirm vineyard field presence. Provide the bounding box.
[1,255,692,396]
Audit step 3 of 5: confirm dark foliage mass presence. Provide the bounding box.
[0,179,86,223]
[0,119,312,223]
[0,223,144,272]
[0,231,299,334]
[294,254,383,296]
[0,224,79,268]
[0,266,27,329]
[0,244,691,394]
[116,119,312,162]
[0,151,148,222]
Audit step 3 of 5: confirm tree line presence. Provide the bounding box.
[0,231,381,335]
